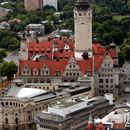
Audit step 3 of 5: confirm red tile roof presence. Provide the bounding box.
[19,59,68,76]
[113,123,125,129]
[19,57,94,76]
[28,39,74,60]
[92,43,117,71]
[77,58,93,75]
[19,42,117,77]
[92,43,106,54]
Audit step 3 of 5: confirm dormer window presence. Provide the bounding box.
[27,71,30,74]
[22,69,30,75]
[55,70,60,76]
[33,69,38,75]
[41,65,50,76]
[46,71,48,75]
[68,57,76,64]
[34,71,37,74]
[47,50,50,53]
[41,51,44,53]
[24,65,28,69]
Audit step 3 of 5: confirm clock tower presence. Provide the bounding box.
[74,0,92,58]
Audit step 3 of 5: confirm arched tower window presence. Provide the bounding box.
[5,118,8,124]
[15,118,18,124]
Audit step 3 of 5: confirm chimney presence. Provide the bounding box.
[36,57,39,62]
[48,37,51,41]
[36,38,39,43]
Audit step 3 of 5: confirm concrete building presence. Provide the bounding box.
[0,77,93,130]
[43,0,58,10]
[95,102,130,129]
[94,54,119,98]
[24,0,43,11]
[93,43,119,98]
[36,94,114,130]
[74,0,92,58]
[119,62,130,95]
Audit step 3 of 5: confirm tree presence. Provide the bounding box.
[47,15,59,24]
[118,51,126,67]
[0,61,17,80]
[45,23,54,34]
[0,37,20,50]
[0,50,7,58]
[102,33,112,45]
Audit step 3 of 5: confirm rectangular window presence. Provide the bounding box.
[110,79,113,83]
[99,79,103,83]
[106,79,109,83]
[99,85,103,88]
[106,85,109,88]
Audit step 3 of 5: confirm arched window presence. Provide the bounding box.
[15,118,18,124]
[5,118,8,124]
[79,13,82,16]
[15,113,18,116]
[5,113,8,116]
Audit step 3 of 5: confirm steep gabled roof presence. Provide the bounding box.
[19,59,68,76]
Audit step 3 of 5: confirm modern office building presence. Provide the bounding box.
[36,94,114,130]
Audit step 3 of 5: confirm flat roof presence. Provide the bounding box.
[17,88,47,98]
[64,86,91,93]
[43,96,107,117]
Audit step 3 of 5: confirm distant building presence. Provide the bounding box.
[0,7,11,19]
[95,102,130,129]
[36,94,114,130]
[93,43,119,98]
[43,0,58,10]
[0,21,10,30]
[25,24,45,36]
[18,38,120,97]
[24,0,43,11]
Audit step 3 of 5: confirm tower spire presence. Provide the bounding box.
[88,114,93,130]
